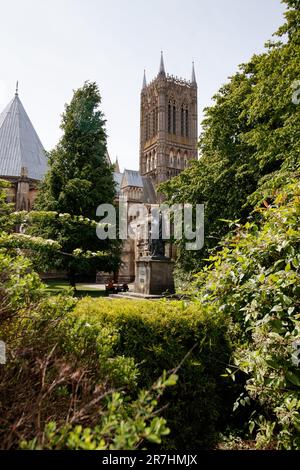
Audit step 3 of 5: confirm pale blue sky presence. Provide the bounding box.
[0,0,286,171]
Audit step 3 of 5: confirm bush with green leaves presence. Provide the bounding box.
[192,180,300,449]
[20,372,177,450]
[0,291,181,449]
[67,297,233,449]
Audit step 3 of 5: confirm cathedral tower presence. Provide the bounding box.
[139,53,198,192]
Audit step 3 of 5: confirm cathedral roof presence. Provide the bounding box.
[113,169,156,203]
[141,176,156,203]
[0,92,48,181]
[121,169,144,189]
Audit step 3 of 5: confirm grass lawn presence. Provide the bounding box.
[44,279,107,298]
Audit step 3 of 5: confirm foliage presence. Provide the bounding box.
[68,297,233,449]
[28,82,120,284]
[20,372,177,450]
[0,180,45,326]
[0,287,179,450]
[159,0,300,280]
[191,180,300,449]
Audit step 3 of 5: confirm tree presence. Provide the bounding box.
[159,0,300,282]
[30,82,120,286]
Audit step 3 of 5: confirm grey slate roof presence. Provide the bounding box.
[121,169,143,189]
[0,93,48,181]
[113,169,156,203]
[142,176,156,203]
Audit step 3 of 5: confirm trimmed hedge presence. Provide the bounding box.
[66,298,232,449]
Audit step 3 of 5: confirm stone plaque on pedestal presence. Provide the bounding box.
[135,257,175,296]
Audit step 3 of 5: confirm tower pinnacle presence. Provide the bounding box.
[142,69,147,89]
[158,51,166,76]
[191,62,196,84]
[115,156,120,173]
[15,81,19,96]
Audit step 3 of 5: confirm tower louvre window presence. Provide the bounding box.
[185,109,189,137]
[173,105,176,134]
[145,115,148,140]
[168,102,171,134]
[146,114,151,140]
[152,107,158,136]
[180,106,189,137]
[152,111,155,137]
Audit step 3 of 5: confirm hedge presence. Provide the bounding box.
[63,298,233,449]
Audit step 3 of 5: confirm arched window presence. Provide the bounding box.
[184,152,188,168]
[169,150,174,166]
[146,114,151,141]
[181,106,184,136]
[177,150,181,168]
[185,109,189,137]
[152,111,155,137]
[168,100,176,135]
[181,105,189,137]
[173,105,176,134]
[168,102,171,134]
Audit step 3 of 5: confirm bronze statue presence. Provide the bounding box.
[148,212,166,259]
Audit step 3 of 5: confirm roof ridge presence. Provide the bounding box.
[15,96,23,175]
[0,93,48,180]
[0,97,14,130]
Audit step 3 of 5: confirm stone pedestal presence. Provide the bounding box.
[134,257,175,296]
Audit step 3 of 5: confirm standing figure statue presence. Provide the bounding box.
[148,212,166,259]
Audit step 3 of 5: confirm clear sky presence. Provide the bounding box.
[0,0,286,171]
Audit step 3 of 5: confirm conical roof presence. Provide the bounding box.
[0,92,48,181]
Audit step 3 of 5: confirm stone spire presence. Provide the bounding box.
[114,157,120,173]
[191,61,196,84]
[158,51,166,76]
[142,69,147,89]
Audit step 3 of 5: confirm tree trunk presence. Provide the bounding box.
[68,268,76,290]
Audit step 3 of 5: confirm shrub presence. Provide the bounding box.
[67,297,232,449]
[192,180,300,449]
[0,291,178,450]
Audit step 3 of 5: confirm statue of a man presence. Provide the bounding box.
[148,212,166,259]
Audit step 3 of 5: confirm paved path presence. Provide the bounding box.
[77,283,135,291]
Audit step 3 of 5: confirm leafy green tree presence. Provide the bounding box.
[192,179,300,449]
[30,82,120,286]
[159,0,300,281]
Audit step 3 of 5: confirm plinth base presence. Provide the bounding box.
[134,257,175,296]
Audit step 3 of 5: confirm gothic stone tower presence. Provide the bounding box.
[139,53,198,195]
